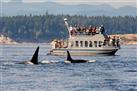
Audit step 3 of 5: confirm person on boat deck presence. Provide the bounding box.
[71,28,77,35]
[54,40,61,48]
[55,40,58,48]
[51,39,57,49]
[116,36,120,47]
[88,26,93,35]
[105,36,110,45]
[69,26,73,35]
[80,27,85,35]
[112,36,116,46]
[76,25,81,34]
[63,41,68,48]
[86,28,90,35]
[79,26,83,34]
[109,37,113,46]
[92,27,96,35]
[95,28,100,34]
[60,39,65,48]
[100,25,105,34]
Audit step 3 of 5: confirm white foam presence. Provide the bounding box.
[41,60,59,64]
[3,62,15,65]
[25,61,34,65]
[64,60,71,63]
[88,60,96,63]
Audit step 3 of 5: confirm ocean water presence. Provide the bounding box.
[0,44,137,91]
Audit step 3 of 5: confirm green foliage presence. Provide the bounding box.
[0,14,136,42]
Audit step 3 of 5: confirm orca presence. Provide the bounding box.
[20,46,39,65]
[65,51,96,63]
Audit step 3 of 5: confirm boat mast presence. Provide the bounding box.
[64,18,71,38]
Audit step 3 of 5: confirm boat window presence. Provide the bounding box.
[89,41,92,47]
[75,41,79,47]
[85,41,88,47]
[94,41,97,47]
[80,41,83,47]
[99,41,102,47]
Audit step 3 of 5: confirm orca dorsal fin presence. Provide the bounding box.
[30,46,39,64]
[67,50,73,61]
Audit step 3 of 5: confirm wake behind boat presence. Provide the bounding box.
[49,18,120,56]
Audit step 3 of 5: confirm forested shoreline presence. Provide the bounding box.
[0,14,137,42]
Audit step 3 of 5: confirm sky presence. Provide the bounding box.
[1,0,137,8]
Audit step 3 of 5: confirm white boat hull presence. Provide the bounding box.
[50,47,119,56]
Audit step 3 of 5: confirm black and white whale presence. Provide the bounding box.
[65,51,96,63]
[19,46,59,64]
[20,46,39,65]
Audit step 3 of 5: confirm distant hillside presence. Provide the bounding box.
[0,2,136,16]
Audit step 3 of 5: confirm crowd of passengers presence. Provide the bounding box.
[103,36,120,47]
[51,40,67,48]
[70,25,105,35]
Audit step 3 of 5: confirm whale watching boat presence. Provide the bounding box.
[49,18,120,56]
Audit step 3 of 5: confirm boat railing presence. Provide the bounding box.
[70,32,101,37]
[51,36,120,49]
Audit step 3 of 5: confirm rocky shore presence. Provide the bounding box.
[0,34,17,44]
[110,34,137,45]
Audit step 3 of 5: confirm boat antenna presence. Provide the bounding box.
[64,18,71,38]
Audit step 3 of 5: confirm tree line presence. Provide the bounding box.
[0,14,137,42]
